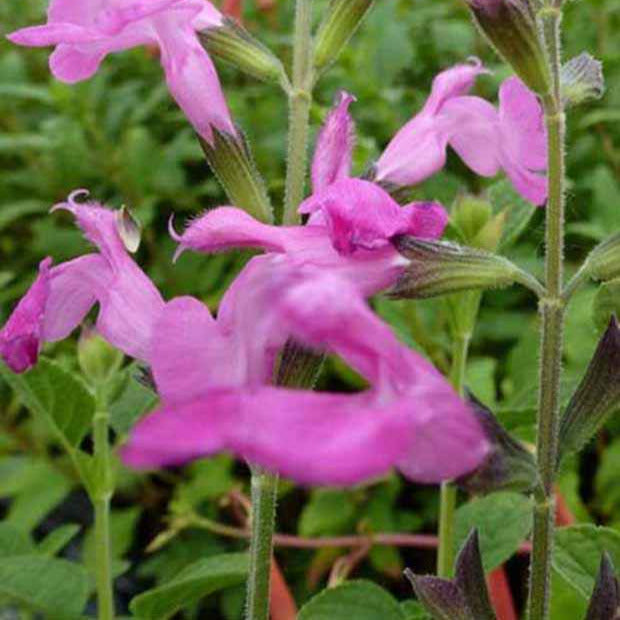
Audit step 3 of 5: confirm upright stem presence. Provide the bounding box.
[245,4,314,615]
[93,407,115,620]
[528,7,566,620]
[245,466,279,620]
[282,0,314,225]
[437,332,470,577]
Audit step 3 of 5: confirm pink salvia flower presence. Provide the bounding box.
[172,178,448,297]
[311,91,356,192]
[0,191,164,372]
[7,0,235,143]
[375,60,548,205]
[122,256,489,485]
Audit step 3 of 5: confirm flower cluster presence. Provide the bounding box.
[2,0,550,488]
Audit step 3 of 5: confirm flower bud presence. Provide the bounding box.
[78,327,123,386]
[405,530,495,620]
[199,18,287,86]
[586,553,620,620]
[314,0,374,73]
[557,317,620,467]
[561,53,605,109]
[465,0,551,95]
[452,195,506,252]
[583,231,620,283]
[199,128,273,223]
[390,237,538,299]
[457,396,539,495]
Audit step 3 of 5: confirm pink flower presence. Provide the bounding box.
[7,0,234,143]
[122,256,489,485]
[375,61,548,205]
[0,191,164,372]
[171,178,447,297]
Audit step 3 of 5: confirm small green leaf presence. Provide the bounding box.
[553,525,620,598]
[130,552,249,620]
[0,555,89,618]
[38,524,81,556]
[298,580,406,620]
[0,358,95,449]
[454,492,533,572]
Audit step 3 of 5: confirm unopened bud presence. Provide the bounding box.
[465,0,551,95]
[557,317,620,467]
[199,18,287,86]
[199,127,273,223]
[78,327,123,386]
[116,205,141,253]
[390,238,538,299]
[314,0,374,73]
[561,53,605,108]
[405,529,495,620]
[452,195,506,252]
[586,553,620,620]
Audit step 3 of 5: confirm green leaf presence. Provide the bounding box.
[38,524,81,556]
[298,580,406,620]
[130,552,249,620]
[5,461,72,532]
[454,492,533,572]
[0,358,95,449]
[109,368,158,435]
[0,522,34,557]
[487,180,537,250]
[298,490,357,537]
[0,555,89,619]
[400,600,431,619]
[553,525,620,598]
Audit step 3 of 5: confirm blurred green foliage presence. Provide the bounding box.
[0,0,619,617]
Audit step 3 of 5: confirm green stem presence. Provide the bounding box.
[528,7,566,620]
[437,332,471,577]
[93,408,115,620]
[245,466,278,620]
[282,0,314,225]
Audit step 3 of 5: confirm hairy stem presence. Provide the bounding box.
[93,408,115,620]
[282,0,314,225]
[437,332,471,577]
[245,466,279,620]
[528,7,566,619]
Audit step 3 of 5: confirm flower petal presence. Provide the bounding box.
[311,91,356,192]
[441,96,502,177]
[400,201,449,239]
[0,259,51,373]
[499,76,547,172]
[151,296,233,403]
[155,20,235,142]
[43,254,109,342]
[397,380,491,482]
[48,44,107,82]
[122,387,415,485]
[7,23,102,46]
[423,58,487,116]
[299,179,408,254]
